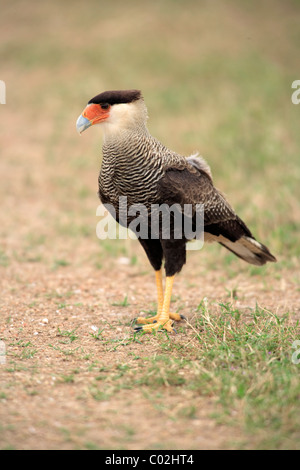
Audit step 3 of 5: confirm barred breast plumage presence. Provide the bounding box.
[98,127,185,211]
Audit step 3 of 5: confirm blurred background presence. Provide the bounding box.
[1,0,300,451]
[1,0,299,274]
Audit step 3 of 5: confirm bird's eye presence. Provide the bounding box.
[101,103,110,110]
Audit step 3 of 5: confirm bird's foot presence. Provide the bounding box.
[134,319,175,334]
[134,275,185,334]
[135,312,186,324]
[170,312,186,322]
[135,314,160,325]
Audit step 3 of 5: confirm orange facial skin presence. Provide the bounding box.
[82,103,110,125]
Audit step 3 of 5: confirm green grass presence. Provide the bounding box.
[8,339,38,360]
[2,301,299,449]
[188,303,299,410]
[112,295,130,307]
[57,328,79,343]
[88,302,300,449]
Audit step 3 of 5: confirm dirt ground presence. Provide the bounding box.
[0,247,299,449]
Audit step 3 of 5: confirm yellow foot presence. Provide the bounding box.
[134,275,184,335]
[135,313,160,325]
[135,312,186,325]
[134,319,175,334]
[170,312,186,321]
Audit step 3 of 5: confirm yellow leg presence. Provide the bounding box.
[135,269,163,325]
[135,275,176,333]
[136,270,184,325]
[156,268,164,315]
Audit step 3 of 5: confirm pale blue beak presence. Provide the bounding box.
[76,114,92,134]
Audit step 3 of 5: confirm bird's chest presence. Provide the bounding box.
[99,156,162,208]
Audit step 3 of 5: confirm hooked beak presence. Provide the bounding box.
[76,103,110,134]
[76,115,91,134]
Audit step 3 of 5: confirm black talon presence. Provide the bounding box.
[180,314,187,321]
[134,326,143,332]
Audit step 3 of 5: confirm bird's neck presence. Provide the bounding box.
[100,99,149,143]
[101,121,150,147]
[101,126,150,171]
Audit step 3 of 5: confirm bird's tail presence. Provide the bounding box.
[219,236,277,266]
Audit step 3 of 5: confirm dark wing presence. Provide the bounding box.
[157,164,276,265]
[157,165,252,240]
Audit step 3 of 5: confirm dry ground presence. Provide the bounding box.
[1,255,299,450]
[0,0,299,450]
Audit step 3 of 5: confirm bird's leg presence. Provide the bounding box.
[135,269,164,324]
[135,269,184,325]
[156,270,184,322]
[135,275,176,333]
[155,274,175,331]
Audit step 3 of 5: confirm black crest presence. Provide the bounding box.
[88,89,142,106]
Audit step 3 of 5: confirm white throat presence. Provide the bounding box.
[100,100,149,141]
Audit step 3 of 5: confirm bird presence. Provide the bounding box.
[76,89,276,333]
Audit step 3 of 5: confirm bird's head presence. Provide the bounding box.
[76,89,147,136]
